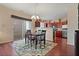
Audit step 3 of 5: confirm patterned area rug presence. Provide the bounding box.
[12,39,57,56]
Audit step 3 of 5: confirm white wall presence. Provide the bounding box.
[67,4,78,45]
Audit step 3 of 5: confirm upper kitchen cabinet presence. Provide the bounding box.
[35,19,40,27]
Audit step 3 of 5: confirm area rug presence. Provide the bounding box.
[12,39,57,56]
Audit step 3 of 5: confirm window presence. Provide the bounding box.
[25,21,31,30]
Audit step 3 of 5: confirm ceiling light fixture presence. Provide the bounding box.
[31,4,40,20]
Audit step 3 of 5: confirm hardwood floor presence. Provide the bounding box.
[46,44,75,56]
[0,38,75,56]
[46,38,75,56]
[0,42,17,56]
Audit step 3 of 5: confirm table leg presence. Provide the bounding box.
[35,39,37,49]
[44,39,45,48]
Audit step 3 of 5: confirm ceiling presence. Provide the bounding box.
[1,3,71,20]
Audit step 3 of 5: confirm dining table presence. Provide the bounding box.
[25,32,46,49]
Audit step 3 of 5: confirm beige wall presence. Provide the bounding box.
[0,5,31,44]
[67,4,78,45]
[31,19,36,33]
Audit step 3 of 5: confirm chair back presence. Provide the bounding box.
[42,30,46,34]
[25,30,31,38]
[42,30,46,40]
[37,30,42,34]
[27,34,32,40]
[27,30,31,34]
[40,33,45,40]
[36,33,45,41]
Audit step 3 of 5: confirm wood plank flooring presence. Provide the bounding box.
[0,38,75,56]
[46,38,75,56]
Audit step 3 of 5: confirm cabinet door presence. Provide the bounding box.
[55,31,62,43]
[56,31,62,37]
[35,20,40,27]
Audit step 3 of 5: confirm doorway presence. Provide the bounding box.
[12,16,32,41]
[53,19,68,44]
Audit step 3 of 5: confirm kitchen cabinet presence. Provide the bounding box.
[35,20,40,27]
[55,30,62,43]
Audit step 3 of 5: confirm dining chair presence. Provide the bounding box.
[36,33,46,48]
[27,34,36,47]
[25,30,36,47]
[37,30,42,34]
[41,30,46,47]
[40,33,46,48]
[25,30,31,44]
[42,30,46,34]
